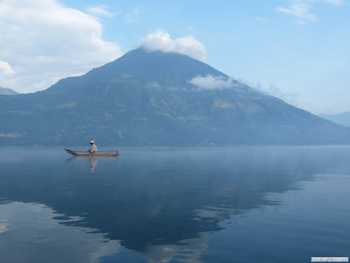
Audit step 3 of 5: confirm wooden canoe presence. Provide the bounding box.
[65,148,119,157]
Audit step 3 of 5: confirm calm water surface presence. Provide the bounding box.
[0,146,349,263]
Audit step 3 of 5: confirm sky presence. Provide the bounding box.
[0,0,349,114]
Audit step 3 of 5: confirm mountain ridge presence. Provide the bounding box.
[322,112,350,128]
[0,87,18,95]
[0,48,349,146]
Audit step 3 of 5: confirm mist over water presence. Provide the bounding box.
[0,146,349,262]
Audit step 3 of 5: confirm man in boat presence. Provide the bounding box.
[89,139,97,153]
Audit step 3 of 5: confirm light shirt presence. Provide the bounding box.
[89,144,97,153]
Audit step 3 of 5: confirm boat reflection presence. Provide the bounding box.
[66,155,118,173]
[89,158,97,173]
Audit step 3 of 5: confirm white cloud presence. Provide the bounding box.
[277,0,345,23]
[86,5,114,17]
[0,61,15,76]
[277,1,317,23]
[189,75,234,90]
[141,31,207,61]
[87,6,142,23]
[0,0,122,93]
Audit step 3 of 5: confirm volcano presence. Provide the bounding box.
[0,48,348,146]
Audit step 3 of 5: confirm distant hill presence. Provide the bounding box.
[0,48,349,146]
[322,112,350,127]
[0,87,17,95]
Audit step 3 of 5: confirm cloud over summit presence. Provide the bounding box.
[141,31,207,61]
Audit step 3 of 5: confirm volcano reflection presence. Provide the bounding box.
[0,146,350,262]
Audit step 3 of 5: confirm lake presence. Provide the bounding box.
[0,146,349,263]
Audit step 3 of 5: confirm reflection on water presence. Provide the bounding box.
[89,158,97,173]
[0,146,350,262]
[66,156,99,173]
[0,202,120,262]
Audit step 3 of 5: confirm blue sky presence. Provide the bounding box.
[0,0,349,114]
